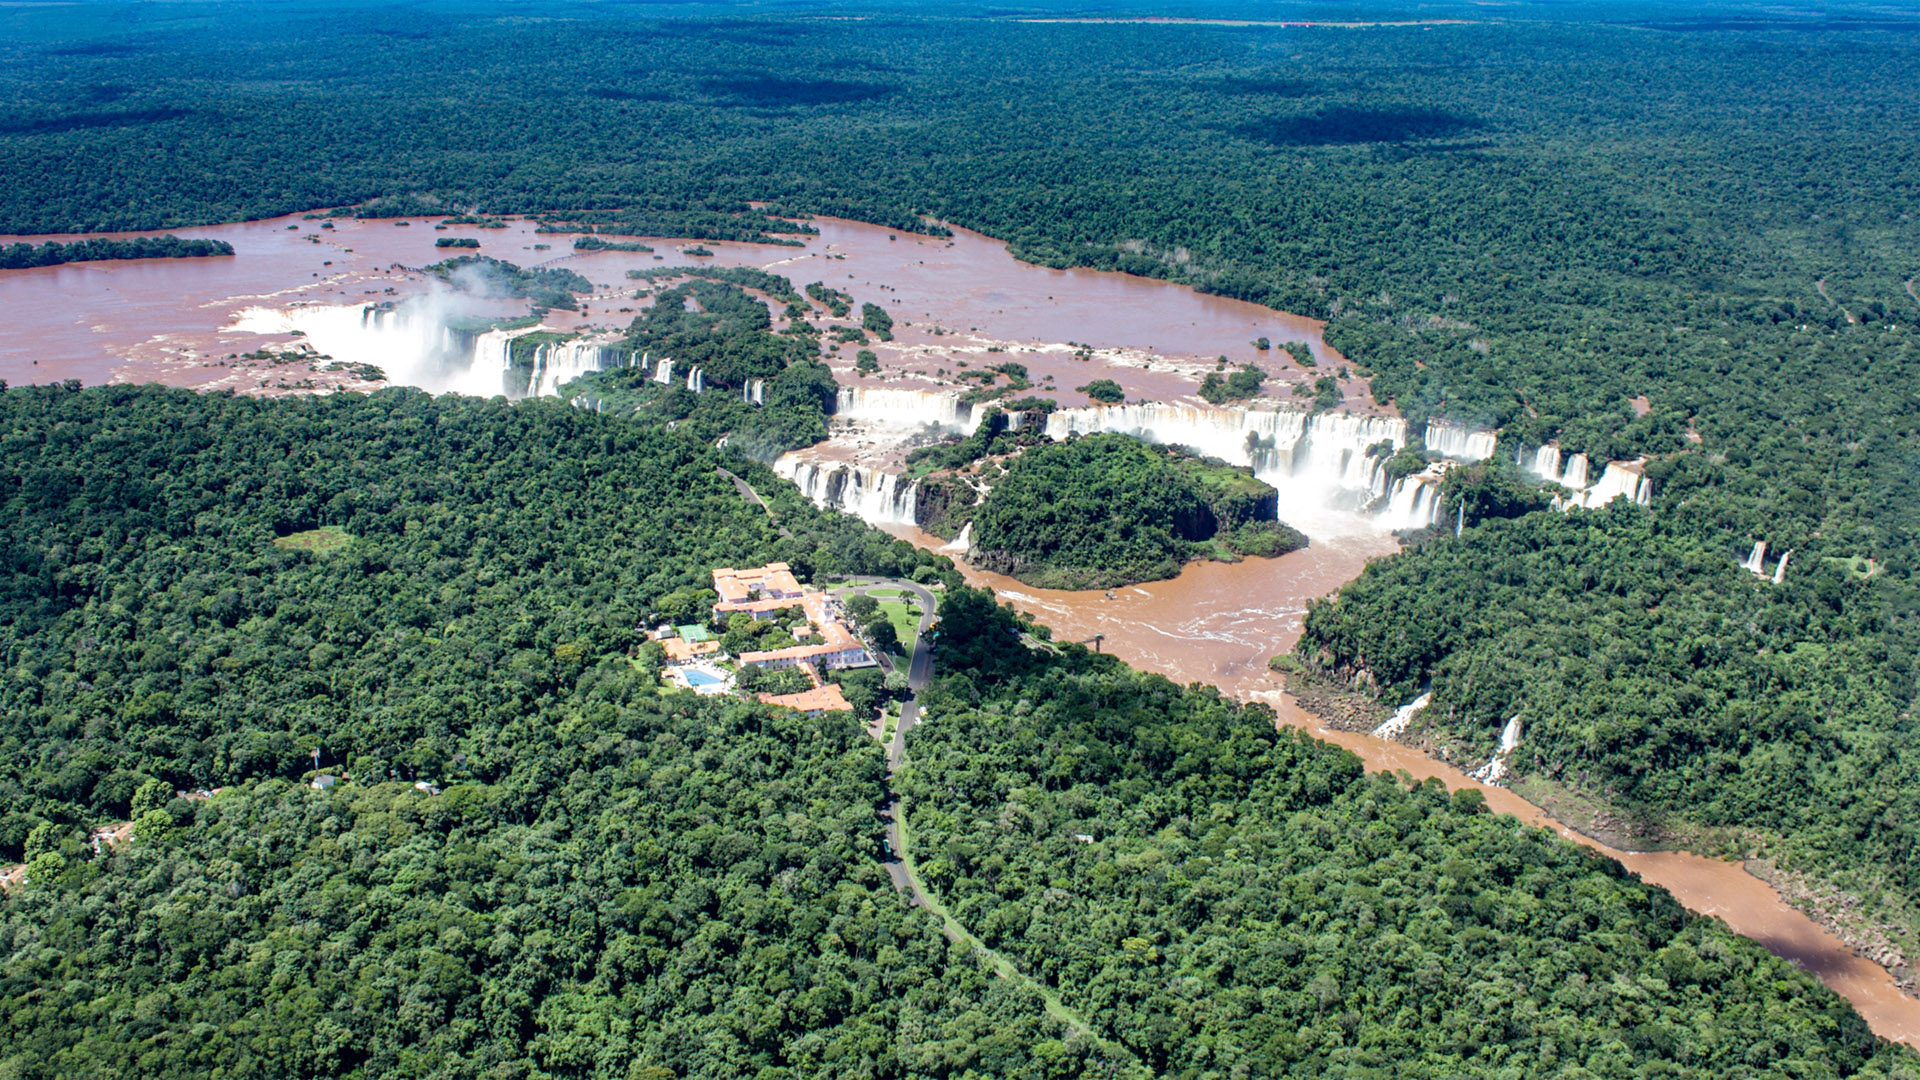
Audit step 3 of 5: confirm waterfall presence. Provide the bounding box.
[525,338,626,398]
[1423,421,1498,462]
[1471,714,1524,784]
[1040,402,1443,533]
[835,386,983,432]
[1522,445,1653,511]
[744,379,766,405]
[1042,402,1407,488]
[686,366,704,393]
[1372,690,1432,740]
[472,325,552,397]
[1380,472,1444,530]
[1568,462,1649,509]
[1773,550,1792,585]
[653,357,674,385]
[1742,541,1768,576]
[941,522,973,553]
[773,454,921,525]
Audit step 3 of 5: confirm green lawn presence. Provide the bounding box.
[272,526,353,555]
[875,598,920,651]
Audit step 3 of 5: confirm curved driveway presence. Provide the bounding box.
[831,577,938,895]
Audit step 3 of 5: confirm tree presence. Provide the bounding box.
[865,618,900,655]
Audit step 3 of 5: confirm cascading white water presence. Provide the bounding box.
[1522,445,1652,511]
[773,455,921,525]
[1042,403,1427,534]
[1380,471,1445,531]
[231,301,639,399]
[1372,690,1432,740]
[1743,541,1768,576]
[835,387,983,432]
[942,522,974,553]
[1569,462,1649,509]
[525,338,628,398]
[1423,421,1498,462]
[743,379,766,405]
[1561,454,1591,491]
[229,302,525,397]
[653,357,674,385]
[686,366,704,393]
[1472,714,1524,784]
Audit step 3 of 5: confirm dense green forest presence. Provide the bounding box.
[964,434,1304,589]
[0,383,950,853]
[4,383,1917,1076]
[1297,499,1920,966]
[425,255,594,312]
[0,234,232,268]
[904,589,1919,1078]
[8,0,1920,1061]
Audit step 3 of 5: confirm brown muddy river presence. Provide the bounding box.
[0,213,1365,409]
[7,211,1919,1044]
[887,525,1920,1047]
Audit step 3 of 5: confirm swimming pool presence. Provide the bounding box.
[683,669,725,687]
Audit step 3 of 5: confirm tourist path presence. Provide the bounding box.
[852,577,1132,1059]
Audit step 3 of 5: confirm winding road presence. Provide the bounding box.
[835,578,1118,1049]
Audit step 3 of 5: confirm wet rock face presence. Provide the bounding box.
[913,474,979,538]
[1289,672,1393,733]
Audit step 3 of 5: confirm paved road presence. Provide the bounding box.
[833,576,939,903]
[830,577,937,693]
[715,466,792,538]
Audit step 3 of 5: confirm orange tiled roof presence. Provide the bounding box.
[758,684,852,714]
[739,616,864,665]
[713,562,802,604]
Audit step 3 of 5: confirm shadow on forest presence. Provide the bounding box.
[587,86,672,102]
[701,75,898,107]
[0,107,191,136]
[1235,105,1485,146]
[40,41,146,57]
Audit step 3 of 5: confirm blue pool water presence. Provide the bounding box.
[684,670,724,687]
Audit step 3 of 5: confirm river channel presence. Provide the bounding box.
[885,524,1920,1047]
[5,210,1918,1044]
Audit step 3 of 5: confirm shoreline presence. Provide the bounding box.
[884,526,1920,1046]
[1283,671,1920,1017]
[10,200,1919,1045]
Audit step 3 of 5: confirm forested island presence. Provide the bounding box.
[0,235,233,269]
[944,433,1305,589]
[424,255,592,312]
[572,267,839,460]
